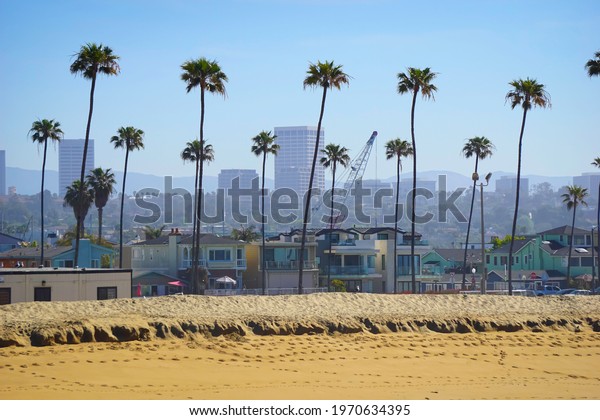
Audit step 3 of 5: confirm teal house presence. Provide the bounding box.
[486,226,597,289]
[52,239,116,268]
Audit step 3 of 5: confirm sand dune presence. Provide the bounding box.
[1,294,599,347]
[1,294,599,400]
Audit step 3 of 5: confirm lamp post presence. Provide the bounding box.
[592,226,597,295]
[471,267,476,290]
[473,172,492,294]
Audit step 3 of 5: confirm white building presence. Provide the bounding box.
[59,139,94,197]
[274,126,325,209]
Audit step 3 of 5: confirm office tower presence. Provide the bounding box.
[59,139,94,196]
[573,172,600,199]
[0,150,5,196]
[273,126,325,202]
[495,176,529,197]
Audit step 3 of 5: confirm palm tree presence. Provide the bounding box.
[585,51,600,77]
[460,136,494,289]
[63,180,94,238]
[231,225,260,242]
[397,67,438,294]
[505,78,551,295]
[385,139,414,294]
[181,138,202,291]
[70,42,120,267]
[181,57,227,293]
[86,167,116,241]
[562,186,589,283]
[251,131,280,294]
[298,60,350,294]
[29,119,63,266]
[111,126,145,268]
[143,225,166,240]
[320,143,350,291]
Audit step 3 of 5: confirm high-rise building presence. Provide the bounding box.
[274,126,325,203]
[59,139,94,196]
[0,150,5,196]
[573,172,600,198]
[495,176,529,197]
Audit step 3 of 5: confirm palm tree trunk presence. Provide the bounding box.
[508,108,528,295]
[194,88,206,294]
[327,162,336,292]
[97,207,103,242]
[40,139,48,266]
[299,86,328,294]
[394,158,400,294]
[261,151,267,295]
[409,89,418,294]
[462,157,479,289]
[76,71,97,268]
[566,205,577,283]
[119,148,129,268]
[191,159,199,294]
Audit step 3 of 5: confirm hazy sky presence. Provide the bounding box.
[1,0,598,183]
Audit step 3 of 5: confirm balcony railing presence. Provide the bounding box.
[320,265,374,276]
[263,260,317,270]
[236,259,246,268]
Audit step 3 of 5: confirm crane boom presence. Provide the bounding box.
[314,131,378,227]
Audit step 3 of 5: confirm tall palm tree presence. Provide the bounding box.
[70,42,120,267]
[505,78,551,295]
[298,60,350,294]
[29,119,63,266]
[460,136,494,289]
[181,57,227,293]
[86,167,116,241]
[397,67,438,294]
[320,143,350,291]
[111,126,145,268]
[63,180,94,239]
[385,139,414,294]
[585,51,600,77]
[562,186,589,283]
[251,131,280,295]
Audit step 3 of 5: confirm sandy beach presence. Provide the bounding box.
[1,293,599,400]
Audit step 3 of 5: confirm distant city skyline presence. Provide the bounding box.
[1,1,598,185]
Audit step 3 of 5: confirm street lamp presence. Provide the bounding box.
[473,172,492,294]
[471,267,476,290]
[592,226,597,295]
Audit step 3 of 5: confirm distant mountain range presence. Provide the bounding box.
[6,166,572,196]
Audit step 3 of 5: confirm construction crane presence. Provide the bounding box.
[313,130,378,228]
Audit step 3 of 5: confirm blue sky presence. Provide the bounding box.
[1,0,598,183]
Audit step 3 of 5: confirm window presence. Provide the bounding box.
[381,255,386,270]
[34,287,51,302]
[209,249,231,261]
[367,255,376,269]
[494,256,498,265]
[570,257,580,267]
[237,248,243,259]
[581,257,593,267]
[396,255,421,276]
[377,233,388,240]
[500,256,507,266]
[91,259,100,268]
[97,287,117,300]
[0,288,10,305]
[486,255,490,264]
[524,255,528,264]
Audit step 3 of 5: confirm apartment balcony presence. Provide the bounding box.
[320,265,378,276]
[236,259,247,269]
[179,259,208,269]
[263,260,318,270]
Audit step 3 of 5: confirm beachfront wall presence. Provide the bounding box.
[0,268,132,304]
